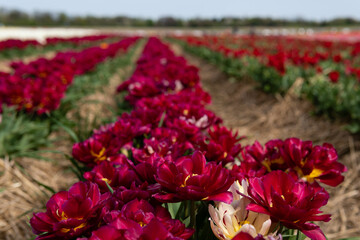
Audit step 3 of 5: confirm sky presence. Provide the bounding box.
[0,0,359,21]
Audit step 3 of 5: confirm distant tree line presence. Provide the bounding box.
[0,8,359,27]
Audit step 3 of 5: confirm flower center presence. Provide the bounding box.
[60,222,87,233]
[101,178,112,184]
[262,158,284,172]
[225,220,251,239]
[305,168,323,183]
[56,210,83,221]
[90,147,107,163]
[294,167,324,183]
[180,174,198,187]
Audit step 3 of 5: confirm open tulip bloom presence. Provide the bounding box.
[30,37,346,240]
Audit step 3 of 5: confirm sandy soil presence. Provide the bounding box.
[0,27,100,42]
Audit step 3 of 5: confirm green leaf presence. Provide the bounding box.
[49,116,79,143]
[167,202,182,219]
[158,111,166,128]
[105,181,114,194]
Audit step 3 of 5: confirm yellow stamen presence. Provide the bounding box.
[74,222,87,231]
[90,147,107,163]
[39,72,47,78]
[60,228,70,233]
[56,209,68,221]
[295,166,323,183]
[305,168,323,183]
[61,75,68,84]
[101,178,111,184]
[180,174,198,187]
[225,220,251,239]
[234,220,250,232]
[60,222,87,233]
[12,96,22,104]
[262,158,285,172]
[24,102,33,109]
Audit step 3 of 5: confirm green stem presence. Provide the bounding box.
[175,201,186,220]
[189,200,196,229]
[296,229,300,240]
[277,224,283,235]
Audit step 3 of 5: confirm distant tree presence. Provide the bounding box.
[57,13,69,25]
[0,7,359,28]
[157,17,183,27]
[145,19,154,27]
[34,11,56,26]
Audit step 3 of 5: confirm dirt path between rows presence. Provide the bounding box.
[170,43,360,239]
[0,51,56,72]
[0,42,145,240]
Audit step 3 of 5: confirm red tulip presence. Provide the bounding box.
[247,171,331,240]
[30,182,110,239]
[198,125,244,166]
[154,151,234,203]
[72,132,122,167]
[232,140,288,180]
[83,161,141,193]
[233,138,346,187]
[81,199,194,240]
[282,138,347,187]
[328,71,340,83]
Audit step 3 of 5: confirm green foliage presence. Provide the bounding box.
[165,201,216,240]
[301,72,360,133]
[0,106,51,158]
[281,229,307,240]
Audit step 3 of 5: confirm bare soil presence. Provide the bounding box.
[0,51,56,72]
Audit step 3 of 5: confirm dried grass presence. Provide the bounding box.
[0,157,76,240]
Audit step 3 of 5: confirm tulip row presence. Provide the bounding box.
[0,34,119,61]
[0,36,139,115]
[0,34,115,52]
[30,37,346,240]
[173,35,360,83]
[0,38,40,51]
[45,34,117,46]
[172,34,360,132]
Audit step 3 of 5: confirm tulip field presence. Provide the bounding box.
[0,31,359,240]
[172,33,360,133]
